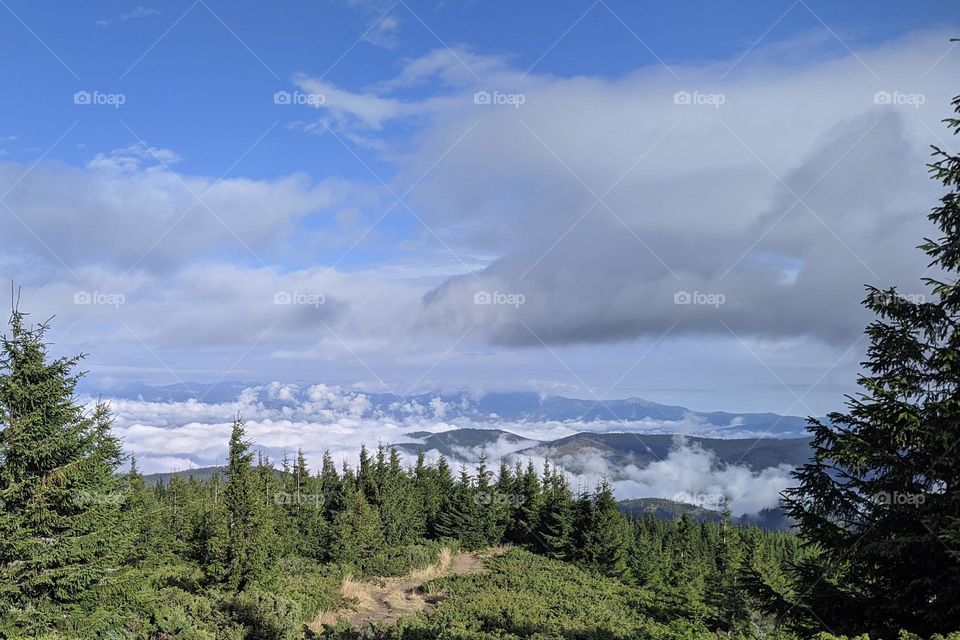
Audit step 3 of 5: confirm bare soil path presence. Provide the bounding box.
[310,547,503,631]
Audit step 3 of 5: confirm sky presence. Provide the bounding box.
[1,0,959,418]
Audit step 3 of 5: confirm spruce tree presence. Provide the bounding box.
[583,479,630,579]
[535,468,574,559]
[319,449,343,521]
[508,459,543,544]
[224,418,275,590]
[125,456,171,565]
[377,447,424,546]
[331,484,384,571]
[0,307,130,628]
[779,94,960,636]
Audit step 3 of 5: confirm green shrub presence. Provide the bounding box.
[230,587,303,640]
[272,557,345,620]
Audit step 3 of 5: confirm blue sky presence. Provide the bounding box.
[3,1,955,176]
[1,0,959,415]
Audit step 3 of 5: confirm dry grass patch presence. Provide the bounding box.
[309,546,493,630]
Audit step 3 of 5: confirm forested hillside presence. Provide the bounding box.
[0,303,799,638]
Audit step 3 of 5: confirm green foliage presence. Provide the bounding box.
[331,484,386,571]
[779,93,960,637]
[270,557,344,620]
[320,548,791,640]
[5,290,943,640]
[230,587,302,640]
[0,307,132,633]
[225,419,277,590]
[0,307,802,640]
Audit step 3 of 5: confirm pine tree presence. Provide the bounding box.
[474,453,508,545]
[535,468,574,558]
[424,454,455,538]
[378,447,424,546]
[779,93,960,637]
[224,418,276,590]
[435,466,480,547]
[188,470,229,583]
[583,479,630,579]
[331,483,385,570]
[357,444,377,503]
[319,449,343,521]
[0,307,130,628]
[125,456,171,565]
[706,509,748,630]
[508,459,543,544]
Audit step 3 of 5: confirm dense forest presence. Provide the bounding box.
[3,96,960,640]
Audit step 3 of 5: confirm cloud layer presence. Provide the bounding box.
[104,383,795,515]
[3,30,957,412]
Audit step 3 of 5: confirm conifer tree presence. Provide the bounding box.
[224,418,275,590]
[378,447,424,546]
[508,459,543,544]
[779,93,960,637]
[331,483,384,570]
[535,468,574,558]
[474,453,508,545]
[0,307,130,628]
[425,454,456,538]
[357,444,377,503]
[582,479,630,579]
[125,456,171,565]
[435,466,480,547]
[188,470,229,583]
[319,449,343,521]
[706,509,748,630]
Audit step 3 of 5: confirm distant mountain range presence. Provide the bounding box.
[617,498,793,531]
[97,382,813,438]
[392,428,812,472]
[515,432,812,472]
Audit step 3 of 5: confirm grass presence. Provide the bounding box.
[316,548,733,640]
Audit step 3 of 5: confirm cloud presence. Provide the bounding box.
[0,150,347,272]
[292,31,956,348]
[293,75,413,130]
[96,6,159,28]
[5,29,957,412]
[86,142,183,172]
[611,440,794,516]
[363,14,401,49]
[102,383,794,514]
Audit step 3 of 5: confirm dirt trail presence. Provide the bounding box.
[310,547,502,631]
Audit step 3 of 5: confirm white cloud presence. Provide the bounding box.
[283,32,960,348]
[5,29,957,413]
[0,153,348,272]
[103,384,796,514]
[95,5,159,27]
[362,14,401,49]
